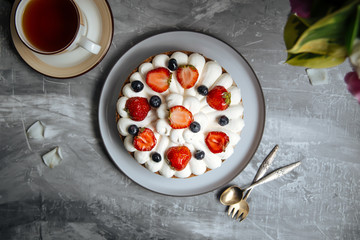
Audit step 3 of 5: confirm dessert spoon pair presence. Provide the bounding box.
[220,145,301,221]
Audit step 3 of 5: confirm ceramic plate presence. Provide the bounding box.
[99,31,265,196]
[10,0,113,78]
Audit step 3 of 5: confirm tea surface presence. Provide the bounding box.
[22,0,79,53]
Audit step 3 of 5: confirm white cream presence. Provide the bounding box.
[198,61,223,87]
[189,158,207,175]
[183,96,201,114]
[117,52,245,178]
[170,129,186,144]
[188,53,206,76]
[171,52,188,65]
[155,119,171,136]
[117,110,157,136]
[153,54,169,68]
[166,93,183,108]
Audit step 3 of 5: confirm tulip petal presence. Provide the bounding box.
[290,0,312,18]
[344,72,360,103]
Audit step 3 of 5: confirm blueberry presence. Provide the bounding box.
[218,115,229,126]
[151,152,162,162]
[194,150,205,160]
[128,124,139,135]
[190,121,201,133]
[149,95,161,108]
[197,85,208,96]
[131,80,144,92]
[168,58,178,71]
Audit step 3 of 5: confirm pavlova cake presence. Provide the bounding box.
[116,51,244,178]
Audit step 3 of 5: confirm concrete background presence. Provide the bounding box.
[1,0,359,239]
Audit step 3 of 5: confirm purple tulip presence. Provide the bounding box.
[290,0,312,18]
[345,72,360,103]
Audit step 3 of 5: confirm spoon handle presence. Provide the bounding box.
[244,161,301,192]
[244,145,279,200]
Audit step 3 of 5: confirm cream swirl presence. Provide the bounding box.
[117,52,244,178]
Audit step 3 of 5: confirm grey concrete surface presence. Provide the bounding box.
[1,0,359,239]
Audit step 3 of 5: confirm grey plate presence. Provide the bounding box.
[98,31,265,196]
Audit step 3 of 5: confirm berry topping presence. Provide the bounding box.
[125,97,151,121]
[197,85,209,96]
[133,128,157,151]
[206,86,231,111]
[189,121,201,133]
[176,65,199,89]
[168,58,178,71]
[149,95,162,108]
[131,80,144,92]
[218,115,229,126]
[146,67,172,93]
[194,150,205,160]
[166,146,192,171]
[169,105,193,129]
[205,131,230,154]
[127,124,139,135]
[151,152,162,162]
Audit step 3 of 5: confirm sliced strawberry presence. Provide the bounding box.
[206,86,231,111]
[176,65,199,89]
[133,128,157,151]
[205,131,229,154]
[125,97,151,121]
[166,146,192,171]
[168,105,193,129]
[146,67,172,93]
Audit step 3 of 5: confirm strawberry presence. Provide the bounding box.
[176,65,199,89]
[125,97,151,121]
[146,67,172,93]
[168,105,193,129]
[205,131,229,154]
[133,128,157,151]
[206,86,231,111]
[166,146,192,171]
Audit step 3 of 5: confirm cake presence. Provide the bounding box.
[116,51,244,178]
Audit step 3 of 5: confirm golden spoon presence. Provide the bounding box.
[220,160,301,206]
[220,145,279,205]
[228,145,279,220]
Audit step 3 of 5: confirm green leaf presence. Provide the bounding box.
[283,14,308,50]
[285,52,346,68]
[296,17,317,27]
[288,1,359,57]
[345,4,360,54]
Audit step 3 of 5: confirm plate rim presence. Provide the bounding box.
[99,30,265,196]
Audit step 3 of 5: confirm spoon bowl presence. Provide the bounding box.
[220,160,301,206]
[219,186,243,205]
[220,145,279,206]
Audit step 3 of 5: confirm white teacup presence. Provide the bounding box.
[15,0,101,55]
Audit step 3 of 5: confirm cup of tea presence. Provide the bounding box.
[15,0,101,55]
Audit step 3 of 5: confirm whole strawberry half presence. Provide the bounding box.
[205,131,229,154]
[166,146,192,171]
[168,105,193,129]
[176,65,199,89]
[133,128,157,151]
[206,86,231,111]
[146,67,172,93]
[125,97,151,121]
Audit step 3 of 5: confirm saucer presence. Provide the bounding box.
[10,0,113,78]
